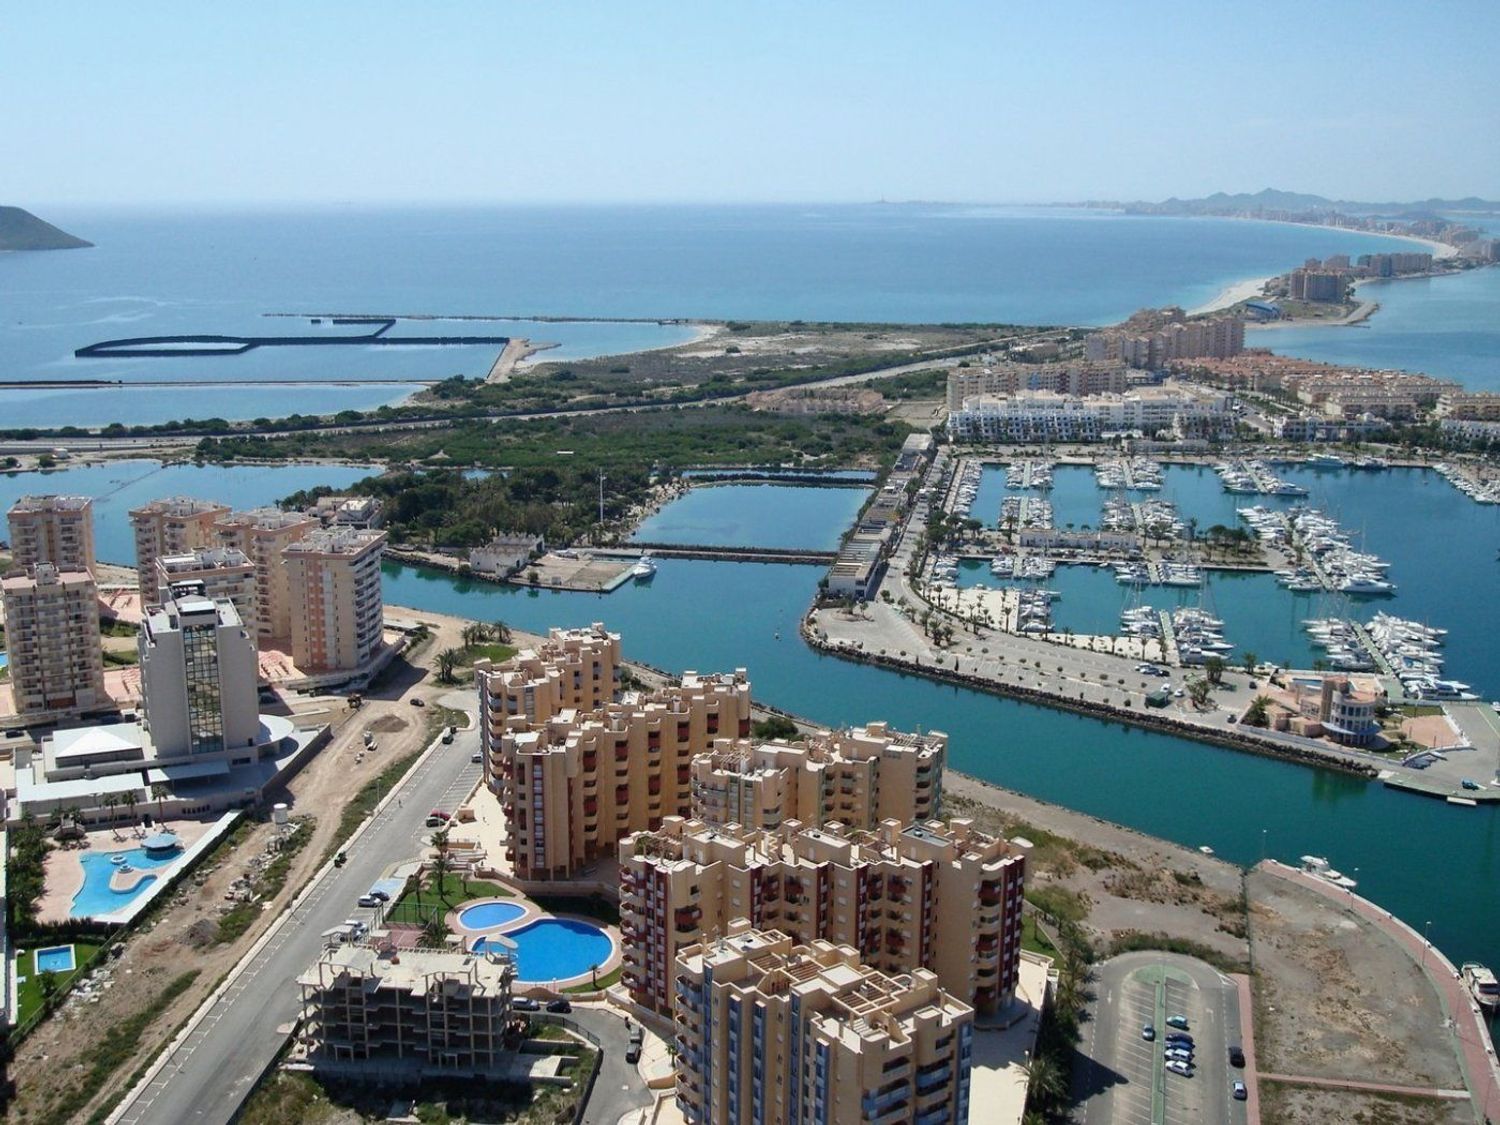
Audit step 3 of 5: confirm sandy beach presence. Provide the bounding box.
[1188,274,1274,315]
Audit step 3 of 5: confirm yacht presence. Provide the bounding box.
[631,554,658,581]
[1462,964,1500,1011]
[1300,855,1357,889]
[1306,453,1346,470]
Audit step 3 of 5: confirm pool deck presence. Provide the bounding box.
[37,817,213,924]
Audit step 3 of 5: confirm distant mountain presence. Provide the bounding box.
[0,206,92,250]
[1076,189,1500,216]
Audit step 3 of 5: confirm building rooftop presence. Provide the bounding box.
[9,494,92,513]
[282,526,387,557]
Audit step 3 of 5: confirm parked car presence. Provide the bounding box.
[357,894,380,908]
[429,810,451,821]
[425,816,445,828]
[1166,1015,1189,1030]
[546,999,572,1013]
[1228,1045,1245,1068]
[626,1029,644,1064]
[1166,1032,1194,1047]
[471,752,483,764]
[410,697,425,707]
[1232,1080,1248,1100]
[1141,1024,1156,1041]
[512,997,540,1012]
[369,889,390,903]
[1165,1059,1194,1077]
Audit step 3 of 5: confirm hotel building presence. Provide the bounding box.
[688,723,945,831]
[214,507,318,640]
[619,816,1025,1018]
[6,495,96,576]
[280,527,387,676]
[153,547,256,628]
[1,563,108,723]
[297,944,515,1071]
[674,923,974,1125]
[129,497,232,597]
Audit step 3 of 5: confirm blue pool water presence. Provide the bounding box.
[456,901,526,930]
[34,945,76,974]
[71,847,182,918]
[0,651,7,671]
[477,918,615,983]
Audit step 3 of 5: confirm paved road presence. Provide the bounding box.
[1074,952,1249,1125]
[114,724,489,1125]
[563,1007,654,1125]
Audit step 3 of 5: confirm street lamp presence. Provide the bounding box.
[1422,920,1431,968]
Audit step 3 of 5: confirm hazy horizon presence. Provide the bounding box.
[7,2,1498,207]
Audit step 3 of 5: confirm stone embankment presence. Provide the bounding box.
[801,615,1376,778]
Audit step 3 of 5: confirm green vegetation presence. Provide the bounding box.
[1025,884,1090,926]
[531,893,620,927]
[216,819,313,943]
[1020,913,1056,957]
[7,815,50,932]
[1104,930,1249,975]
[208,407,910,549]
[865,366,949,399]
[325,748,427,863]
[385,873,515,927]
[13,940,105,1028]
[33,970,199,1125]
[438,623,518,683]
[104,648,140,667]
[564,963,625,993]
[750,714,800,741]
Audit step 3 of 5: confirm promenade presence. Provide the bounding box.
[1261,860,1500,1123]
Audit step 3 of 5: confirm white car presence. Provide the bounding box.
[1165,1059,1194,1077]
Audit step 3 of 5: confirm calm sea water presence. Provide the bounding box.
[6,458,1500,967]
[631,483,871,551]
[1254,265,1500,390]
[0,205,1423,427]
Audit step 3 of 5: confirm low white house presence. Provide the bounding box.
[469,533,543,577]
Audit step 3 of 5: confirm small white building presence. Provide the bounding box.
[469,533,544,577]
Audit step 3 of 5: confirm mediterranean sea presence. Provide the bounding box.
[1,204,1422,428]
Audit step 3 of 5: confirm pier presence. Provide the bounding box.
[75,317,510,359]
[614,544,836,566]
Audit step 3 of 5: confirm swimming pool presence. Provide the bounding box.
[456,900,527,930]
[34,944,76,974]
[71,847,182,919]
[476,918,614,982]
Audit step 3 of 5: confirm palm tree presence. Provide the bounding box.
[1245,695,1272,727]
[1242,650,1258,675]
[1023,1053,1067,1109]
[491,620,512,644]
[461,622,487,650]
[431,827,453,901]
[589,962,601,989]
[151,783,168,825]
[436,647,463,683]
[124,790,139,835]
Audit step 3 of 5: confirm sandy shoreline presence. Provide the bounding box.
[1188,274,1274,316]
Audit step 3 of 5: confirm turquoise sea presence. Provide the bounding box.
[0,204,1425,428]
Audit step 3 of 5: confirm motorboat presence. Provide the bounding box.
[1462,964,1500,1011]
[631,554,658,581]
[1300,855,1357,889]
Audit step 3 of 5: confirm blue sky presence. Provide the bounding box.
[6,2,1497,205]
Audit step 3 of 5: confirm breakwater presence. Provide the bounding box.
[75,317,510,359]
[800,614,1377,778]
[621,543,836,565]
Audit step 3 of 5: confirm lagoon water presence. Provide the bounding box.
[1,205,1424,428]
[631,482,871,551]
[7,458,1500,968]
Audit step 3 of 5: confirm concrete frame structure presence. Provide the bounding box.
[619,816,1025,1019]
[129,497,232,598]
[688,723,945,832]
[1,563,107,724]
[6,495,96,576]
[674,923,974,1125]
[297,944,515,1070]
[281,527,387,677]
[214,507,318,641]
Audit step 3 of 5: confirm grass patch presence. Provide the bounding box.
[323,748,426,863]
[13,940,106,1027]
[385,873,514,927]
[941,793,1132,878]
[237,1072,343,1125]
[564,964,624,993]
[1021,913,1057,957]
[465,642,518,664]
[33,970,199,1125]
[1025,884,1090,926]
[103,648,140,667]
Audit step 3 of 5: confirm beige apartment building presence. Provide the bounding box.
[154,547,256,623]
[674,923,974,1125]
[476,624,623,734]
[2,564,108,723]
[214,507,318,640]
[689,722,945,831]
[619,816,1025,1019]
[280,527,387,676]
[129,497,232,597]
[6,495,97,576]
[487,672,753,881]
[297,944,515,1071]
[946,362,1127,412]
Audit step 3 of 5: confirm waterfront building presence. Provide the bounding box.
[310,494,383,529]
[297,944,515,1070]
[1287,268,1345,302]
[468,532,544,577]
[1436,392,1500,423]
[1084,316,1244,369]
[946,362,1127,412]
[6,495,96,576]
[129,497,232,598]
[620,816,1024,1018]
[213,507,318,641]
[1299,677,1381,748]
[139,585,261,758]
[674,923,974,1125]
[689,723,945,831]
[280,527,387,677]
[153,547,256,628]
[1,563,107,723]
[947,384,1232,443]
[479,631,751,880]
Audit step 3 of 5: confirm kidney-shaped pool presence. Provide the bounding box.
[476,917,614,983]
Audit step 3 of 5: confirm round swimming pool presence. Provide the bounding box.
[456,900,527,930]
[476,918,614,982]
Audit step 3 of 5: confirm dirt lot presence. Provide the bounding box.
[1258,1083,1472,1125]
[4,610,482,1124]
[1247,869,1465,1090]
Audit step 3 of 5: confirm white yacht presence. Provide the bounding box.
[631,554,658,581]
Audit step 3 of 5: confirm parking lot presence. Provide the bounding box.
[1075,952,1251,1125]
